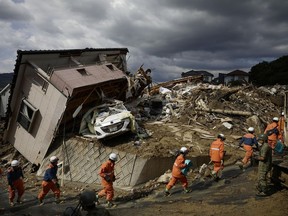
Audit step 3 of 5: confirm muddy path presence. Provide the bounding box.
[109,165,288,216]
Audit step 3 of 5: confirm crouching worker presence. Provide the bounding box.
[165,147,191,196]
[97,153,118,208]
[210,134,225,180]
[7,160,25,207]
[38,156,61,205]
[254,134,272,196]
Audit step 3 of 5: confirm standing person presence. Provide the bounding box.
[264,117,280,149]
[97,153,118,208]
[279,112,286,143]
[165,147,191,196]
[38,156,61,205]
[210,134,225,180]
[7,160,25,207]
[238,127,258,169]
[254,134,272,196]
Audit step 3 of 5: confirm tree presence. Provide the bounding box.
[249,55,288,86]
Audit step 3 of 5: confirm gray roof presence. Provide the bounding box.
[226,70,248,76]
[182,70,214,77]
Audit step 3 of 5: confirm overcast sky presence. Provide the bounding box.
[0,0,288,82]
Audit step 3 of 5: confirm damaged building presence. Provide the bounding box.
[4,48,130,164]
[4,48,164,187]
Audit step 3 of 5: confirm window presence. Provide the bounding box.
[106,64,115,71]
[77,68,89,76]
[17,99,38,132]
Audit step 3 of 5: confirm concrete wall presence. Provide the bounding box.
[37,137,174,187]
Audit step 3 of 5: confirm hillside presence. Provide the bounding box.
[0,73,13,90]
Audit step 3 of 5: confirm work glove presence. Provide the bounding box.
[104,175,111,182]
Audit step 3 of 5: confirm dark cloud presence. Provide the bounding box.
[0,0,287,82]
[0,0,32,21]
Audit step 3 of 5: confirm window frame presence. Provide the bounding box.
[17,99,38,132]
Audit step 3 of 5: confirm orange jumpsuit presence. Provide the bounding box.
[166,154,188,190]
[98,160,116,201]
[210,138,225,175]
[7,167,25,203]
[264,122,279,149]
[279,116,285,143]
[38,164,60,201]
[239,133,258,165]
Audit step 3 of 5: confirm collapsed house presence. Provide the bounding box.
[4,48,165,187]
[4,48,131,165]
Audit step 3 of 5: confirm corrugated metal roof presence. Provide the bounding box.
[50,64,127,96]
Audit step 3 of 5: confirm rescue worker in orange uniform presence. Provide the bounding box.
[97,153,118,208]
[279,112,285,143]
[7,160,25,207]
[38,156,61,205]
[210,134,225,179]
[238,127,258,169]
[264,117,280,149]
[165,147,191,196]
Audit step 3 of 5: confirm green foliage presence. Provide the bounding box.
[249,56,288,86]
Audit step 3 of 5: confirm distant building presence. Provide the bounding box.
[0,84,10,119]
[218,70,249,85]
[181,70,214,83]
[224,70,249,85]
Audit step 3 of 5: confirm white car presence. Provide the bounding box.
[79,99,135,139]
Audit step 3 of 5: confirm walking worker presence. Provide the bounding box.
[38,156,61,205]
[210,134,225,179]
[238,127,258,169]
[97,153,118,208]
[264,117,280,149]
[279,112,286,143]
[165,147,191,196]
[254,134,272,196]
[7,160,25,207]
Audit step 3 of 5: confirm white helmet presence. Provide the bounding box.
[282,112,284,116]
[180,147,188,153]
[50,156,59,163]
[248,127,254,132]
[109,153,118,161]
[217,133,226,140]
[273,117,279,122]
[11,160,19,167]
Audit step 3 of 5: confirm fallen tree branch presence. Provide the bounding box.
[195,108,252,116]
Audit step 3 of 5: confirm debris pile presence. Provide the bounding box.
[109,82,285,161]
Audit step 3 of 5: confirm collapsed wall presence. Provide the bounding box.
[37,137,175,187]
